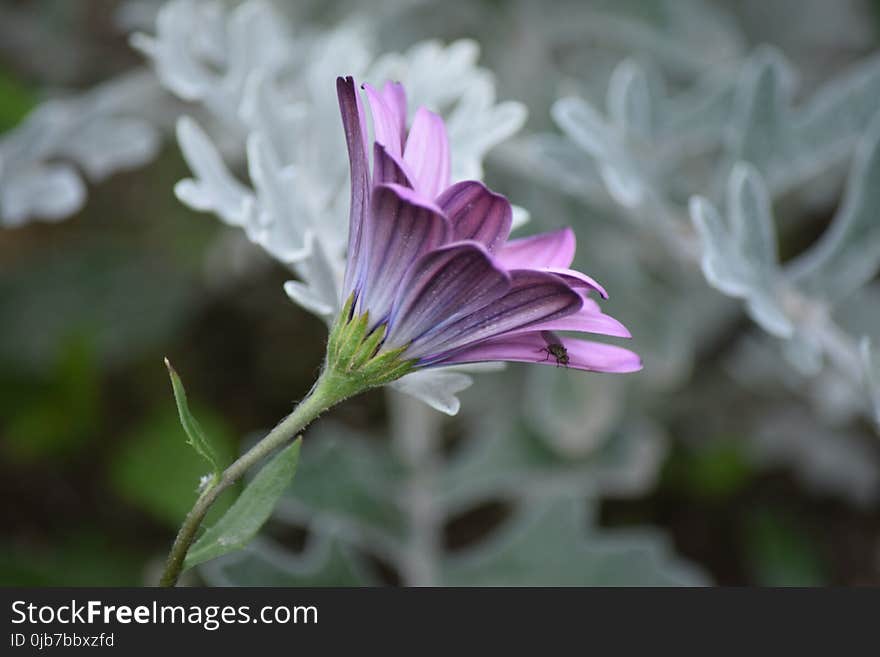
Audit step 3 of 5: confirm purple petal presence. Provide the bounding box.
[496,227,576,269]
[363,83,405,156]
[543,267,608,299]
[380,81,407,138]
[373,142,414,187]
[437,181,513,253]
[403,107,451,199]
[408,269,582,360]
[358,183,451,322]
[438,332,643,373]
[337,76,371,297]
[506,303,631,338]
[385,241,512,349]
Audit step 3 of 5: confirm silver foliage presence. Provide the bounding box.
[8,0,879,586]
[135,0,528,414]
[0,71,164,227]
[523,8,880,506]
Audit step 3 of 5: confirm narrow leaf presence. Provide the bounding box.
[164,357,221,475]
[788,112,880,300]
[183,438,302,571]
[729,162,777,269]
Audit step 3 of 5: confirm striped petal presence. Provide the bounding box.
[358,183,451,323]
[337,76,371,297]
[505,302,631,338]
[373,142,414,187]
[386,241,512,349]
[439,332,643,373]
[540,267,607,299]
[409,270,582,361]
[496,227,575,269]
[437,181,513,253]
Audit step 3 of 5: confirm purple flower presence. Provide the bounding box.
[335,76,641,375]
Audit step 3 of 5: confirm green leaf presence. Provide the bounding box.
[0,530,150,586]
[441,497,709,586]
[0,68,36,131]
[1,333,100,463]
[184,438,302,571]
[165,358,221,475]
[744,508,827,586]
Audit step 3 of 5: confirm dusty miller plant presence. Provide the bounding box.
[5,0,878,585]
[508,9,880,504]
[133,0,701,586]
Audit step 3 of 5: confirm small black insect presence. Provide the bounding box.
[538,331,569,367]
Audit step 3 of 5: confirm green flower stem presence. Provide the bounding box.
[159,297,417,587]
[159,368,358,587]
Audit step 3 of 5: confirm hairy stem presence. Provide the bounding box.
[159,370,348,587]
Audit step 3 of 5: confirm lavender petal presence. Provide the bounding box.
[385,241,512,349]
[363,82,406,156]
[409,269,582,360]
[336,76,371,297]
[496,227,576,270]
[358,183,451,322]
[506,303,632,338]
[437,181,513,253]
[438,332,643,373]
[373,142,414,188]
[403,107,451,199]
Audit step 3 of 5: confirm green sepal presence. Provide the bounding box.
[350,323,387,369]
[320,304,417,398]
[325,294,353,362]
[359,346,415,384]
[336,311,369,369]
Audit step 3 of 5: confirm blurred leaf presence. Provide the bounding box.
[184,438,301,571]
[861,338,880,430]
[743,508,827,586]
[441,405,666,511]
[524,364,626,458]
[1,333,100,462]
[0,247,196,373]
[0,532,146,586]
[690,164,793,338]
[666,442,753,501]
[165,358,221,476]
[789,113,880,301]
[0,163,86,226]
[548,58,737,212]
[110,406,236,528]
[276,422,407,541]
[0,71,162,225]
[607,58,653,139]
[441,497,708,586]
[0,69,36,131]
[728,47,880,194]
[200,535,375,586]
[552,96,646,208]
[750,409,880,507]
